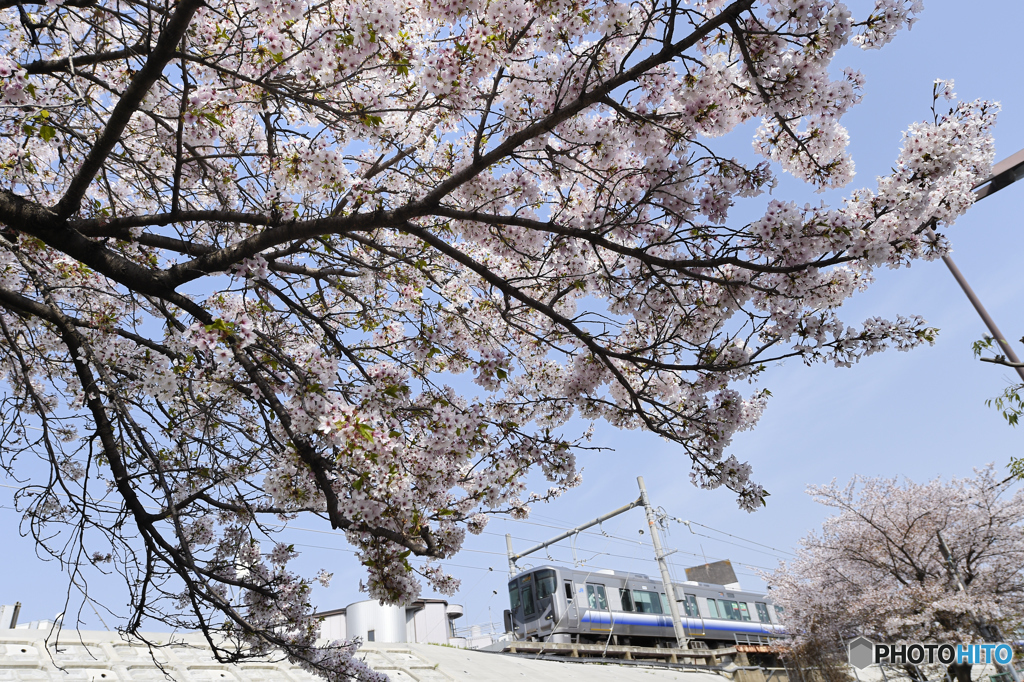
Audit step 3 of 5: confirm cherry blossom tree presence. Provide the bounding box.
[0,0,1000,677]
[767,467,1024,682]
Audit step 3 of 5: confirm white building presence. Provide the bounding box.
[317,597,466,646]
[0,602,61,631]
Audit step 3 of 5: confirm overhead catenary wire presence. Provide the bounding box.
[1,482,791,569]
[489,522,785,572]
[678,527,794,561]
[492,522,791,563]
[680,520,798,558]
[0,503,770,577]
[0,492,784,578]
[521,509,795,563]
[2,479,789,585]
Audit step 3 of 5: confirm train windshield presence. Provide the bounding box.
[522,583,536,616]
[535,570,557,599]
[508,581,521,610]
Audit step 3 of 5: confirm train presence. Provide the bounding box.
[504,564,784,648]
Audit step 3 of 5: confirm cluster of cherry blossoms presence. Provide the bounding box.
[0,0,999,677]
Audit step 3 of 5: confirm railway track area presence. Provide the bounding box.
[502,640,736,665]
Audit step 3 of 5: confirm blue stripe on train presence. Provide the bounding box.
[580,611,783,634]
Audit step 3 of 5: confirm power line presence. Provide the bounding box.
[681,520,797,557]
[678,528,789,561]
[506,509,794,563]
[2,483,783,576]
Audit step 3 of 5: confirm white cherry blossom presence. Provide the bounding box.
[0,0,998,678]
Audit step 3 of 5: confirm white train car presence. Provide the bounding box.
[504,564,784,647]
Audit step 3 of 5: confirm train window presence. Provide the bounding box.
[522,584,536,616]
[536,570,557,599]
[659,593,670,614]
[774,605,785,620]
[683,594,700,618]
[586,584,609,610]
[619,588,634,612]
[756,602,771,623]
[564,581,575,602]
[705,598,720,619]
[631,590,663,614]
[716,599,752,621]
[509,583,521,610]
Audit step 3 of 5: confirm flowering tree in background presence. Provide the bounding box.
[0,0,999,676]
[768,467,1024,682]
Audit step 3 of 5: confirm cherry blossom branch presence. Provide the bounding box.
[22,43,151,75]
[431,206,855,275]
[54,0,205,218]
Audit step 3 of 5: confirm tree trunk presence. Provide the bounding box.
[948,662,973,682]
[904,664,929,681]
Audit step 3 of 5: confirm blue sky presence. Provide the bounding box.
[4,0,1024,639]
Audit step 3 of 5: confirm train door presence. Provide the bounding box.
[755,601,772,635]
[585,583,611,636]
[563,579,579,629]
[683,593,705,637]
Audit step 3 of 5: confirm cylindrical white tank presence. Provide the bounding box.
[345,600,407,643]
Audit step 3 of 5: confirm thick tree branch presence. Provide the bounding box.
[54,0,204,218]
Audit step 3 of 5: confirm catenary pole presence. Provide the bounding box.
[638,476,688,649]
[506,534,517,576]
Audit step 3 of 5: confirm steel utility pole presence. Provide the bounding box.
[942,148,1024,383]
[638,476,688,649]
[506,533,517,576]
[937,531,1020,682]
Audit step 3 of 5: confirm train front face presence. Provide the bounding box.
[507,568,562,641]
